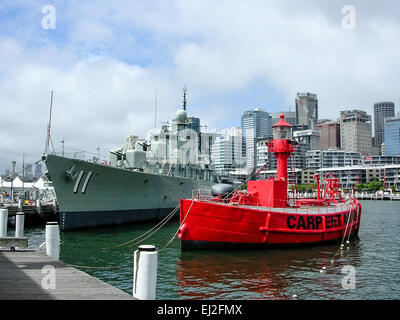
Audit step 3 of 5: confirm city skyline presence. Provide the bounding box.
[1,96,396,176]
[1,1,400,172]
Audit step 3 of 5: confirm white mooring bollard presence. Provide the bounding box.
[133,245,158,300]
[18,199,23,212]
[36,200,42,214]
[52,199,58,212]
[45,222,60,260]
[0,208,8,238]
[15,212,25,250]
[15,212,25,238]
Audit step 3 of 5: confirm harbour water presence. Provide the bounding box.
[22,200,400,300]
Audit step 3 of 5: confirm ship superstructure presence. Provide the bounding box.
[44,89,221,230]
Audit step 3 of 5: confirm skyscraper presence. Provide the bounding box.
[374,102,395,147]
[211,127,246,174]
[384,116,400,156]
[295,92,318,128]
[241,108,272,172]
[316,121,341,150]
[340,110,372,155]
[270,111,296,126]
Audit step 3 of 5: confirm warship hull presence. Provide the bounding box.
[45,154,214,230]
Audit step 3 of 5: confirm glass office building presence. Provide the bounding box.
[241,108,272,172]
[385,116,400,156]
[374,102,395,147]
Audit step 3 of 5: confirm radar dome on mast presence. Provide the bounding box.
[176,87,188,124]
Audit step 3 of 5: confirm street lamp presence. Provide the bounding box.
[11,161,16,202]
[61,138,65,156]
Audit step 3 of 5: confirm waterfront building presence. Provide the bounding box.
[317,166,367,189]
[362,155,400,166]
[295,92,318,128]
[305,150,322,171]
[301,170,317,185]
[340,109,372,155]
[316,121,341,150]
[257,168,303,185]
[256,138,275,171]
[211,127,246,174]
[292,143,309,170]
[293,129,320,151]
[305,149,362,171]
[374,102,395,147]
[317,164,400,190]
[241,108,272,172]
[381,165,400,189]
[384,116,400,156]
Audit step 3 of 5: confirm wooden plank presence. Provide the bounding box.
[0,251,135,300]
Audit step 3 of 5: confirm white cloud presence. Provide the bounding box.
[1,0,400,173]
[0,40,180,171]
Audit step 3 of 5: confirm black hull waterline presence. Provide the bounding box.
[60,207,177,230]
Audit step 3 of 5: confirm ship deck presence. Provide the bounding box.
[198,200,355,215]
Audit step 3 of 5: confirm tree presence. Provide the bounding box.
[367,181,383,192]
[355,183,367,192]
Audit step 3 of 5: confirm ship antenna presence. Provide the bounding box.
[44,90,54,155]
[183,86,187,111]
[154,87,158,129]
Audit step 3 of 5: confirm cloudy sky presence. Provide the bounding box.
[0,0,399,174]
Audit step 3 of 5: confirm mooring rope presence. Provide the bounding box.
[56,205,181,270]
[159,198,195,253]
[65,262,133,270]
[318,202,356,274]
[332,203,354,259]
[102,204,180,250]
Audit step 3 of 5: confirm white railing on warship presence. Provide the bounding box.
[48,147,218,182]
[49,146,110,164]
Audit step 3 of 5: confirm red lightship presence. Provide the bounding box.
[178,115,362,250]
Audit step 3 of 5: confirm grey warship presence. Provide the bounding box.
[44,91,220,230]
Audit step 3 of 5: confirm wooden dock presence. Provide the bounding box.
[4,202,55,216]
[0,250,135,300]
[1,203,58,226]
